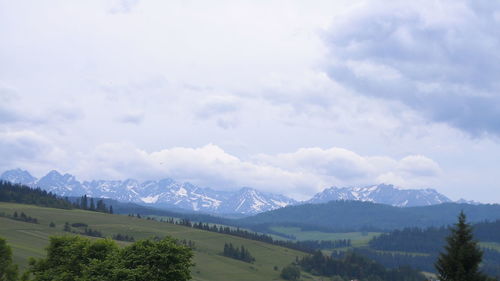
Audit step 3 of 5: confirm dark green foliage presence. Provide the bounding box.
[0,181,112,214]
[71,223,88,228]
[222,243,255,263]
[89,198,95,211]
[0,211,38,224]
[49,222,55,228]
[82,228,103,238]
[0,181,73,209]
[239,200,500,232]
[367,220,500,278]
[370,220,500,254]
[299,250,425,281]
[189,221,333,253]
[435,211,491,281]
[179,239,195,249]
[27,235,193,281]
[0,237,18,281]
[334,248,437,272]
[112,234,135,242]
[95,200,107,213]
[80,195,88,210]
[280,264,300,280]
[63,222,71,232]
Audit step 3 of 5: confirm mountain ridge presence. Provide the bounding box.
[0,168,470,215]
[0,169,296,215]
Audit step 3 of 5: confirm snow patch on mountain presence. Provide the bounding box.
[0,169,296,215]
[307,184,452,207]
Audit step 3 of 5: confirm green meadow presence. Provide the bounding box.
[269,226,381,247]
[0,202,323,281]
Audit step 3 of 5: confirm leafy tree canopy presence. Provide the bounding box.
[0,237,18,281]
[27,235,193,281]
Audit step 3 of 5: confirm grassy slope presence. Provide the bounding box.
[0,202,321,281]
[269,226,381,247]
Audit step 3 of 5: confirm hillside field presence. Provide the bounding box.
[269,226,381,247]
[0,202,322,281]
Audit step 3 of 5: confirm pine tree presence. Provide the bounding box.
[81,195,88,209]
[435,211,490,281]
[89,198,95,210]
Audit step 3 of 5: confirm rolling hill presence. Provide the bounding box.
[0,202,319,281]
[239,200,500,232]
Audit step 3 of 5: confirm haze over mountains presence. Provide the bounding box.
[0,168,469,215]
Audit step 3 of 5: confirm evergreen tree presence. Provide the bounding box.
[81,195,88,209]
[435,211,490,281]
[89,198,95,210]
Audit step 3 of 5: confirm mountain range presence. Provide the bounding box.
[1,168,463,215]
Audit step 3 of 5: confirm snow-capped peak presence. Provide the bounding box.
[306,184,452,207]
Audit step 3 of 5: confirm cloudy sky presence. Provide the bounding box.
[1,0,499,202]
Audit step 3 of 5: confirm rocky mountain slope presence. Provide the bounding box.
[0,169,296,215]
[1,169,468,215]
[307,184,451,207]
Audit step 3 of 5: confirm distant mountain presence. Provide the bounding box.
[1,168,37,186]
[307,184,451,207]
[0,169,479,216]
[238,200,500,231]
[0,169,296,215]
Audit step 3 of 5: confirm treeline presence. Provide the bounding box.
[112,233,135,242]
[298,250,425,281]
[370,220,500,253]
[334,249,436,273]
[75,195,113,213]
[238,200,500,232]
[0,181,73,209]
[369,226,448,253]
[0,211,39,224]
[367,224,500,278]
[222,243,255,263]
[0,181,114,214]
[63,222,103,238]
[145,217,347,254]
[296,239,351,250]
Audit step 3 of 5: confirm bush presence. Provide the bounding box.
[281,264,300,280]
[28,236,194,281]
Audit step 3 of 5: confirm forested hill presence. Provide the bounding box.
[238,200,500,231]
[0,180,73,209]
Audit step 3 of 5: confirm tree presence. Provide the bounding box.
[435,211,490,281]
[81,195,88,209]
[28,235,193,281]
[0,237,19,281]
[89,198,95,210]
[281,264,300,281]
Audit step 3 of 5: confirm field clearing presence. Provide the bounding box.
[269,226,382,247]
[0,202,322,281]
[480,242,500,251]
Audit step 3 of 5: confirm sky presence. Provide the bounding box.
[1,0,500,202]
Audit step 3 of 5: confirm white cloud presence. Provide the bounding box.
[64,143,441,199]
[323,0,500,136]
[0,0,499,203]
[0,130,67,175]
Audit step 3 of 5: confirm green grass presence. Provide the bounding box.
[269,226,382,247]
[0,202,323,281]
